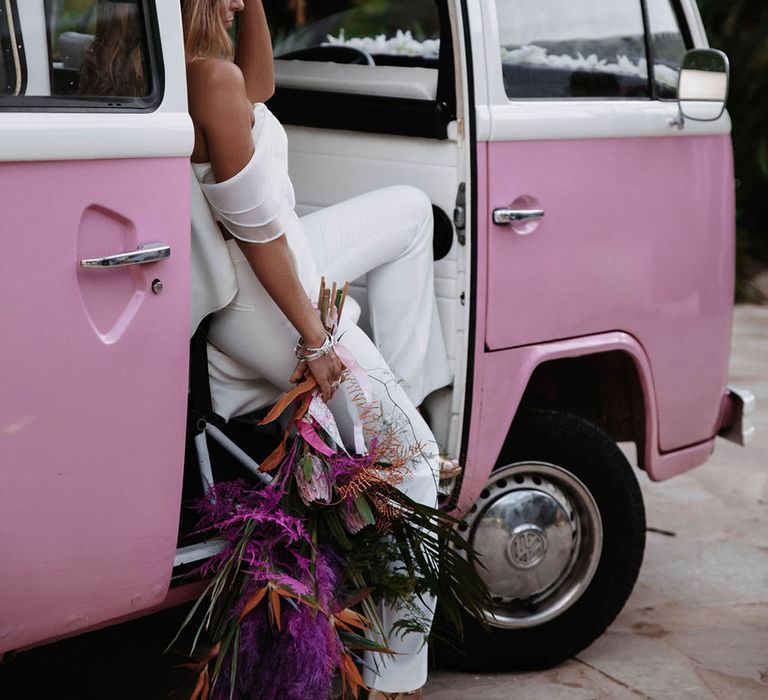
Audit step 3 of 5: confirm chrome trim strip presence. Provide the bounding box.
[4,0,22,96]
[173,540,226,568]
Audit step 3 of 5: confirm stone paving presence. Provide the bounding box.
[426,304,768,699]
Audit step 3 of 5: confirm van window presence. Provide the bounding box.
[646,0,688,98]
[267,0,442,102]
[265,0,454,139]
[270,0,440,69]
[495,0,650,99]
[47,0,150,99]
[0,0,161,109]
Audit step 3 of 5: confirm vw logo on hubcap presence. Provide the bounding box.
[507,525,548,569]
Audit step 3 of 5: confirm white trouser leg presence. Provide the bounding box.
[206,188,444,691]
[328,325,438,694]
[300,186,452,406]
[208,186,451,419]
[209,272,439,693]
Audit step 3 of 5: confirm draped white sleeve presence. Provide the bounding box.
[196,104,296,244]
[190,170,237,337]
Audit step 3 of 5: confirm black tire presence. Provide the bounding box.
[437,409,646,671]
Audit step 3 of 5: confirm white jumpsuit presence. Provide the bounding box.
[193,103,449,693]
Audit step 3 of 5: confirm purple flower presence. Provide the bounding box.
[187,434,381,699]
[212,551,344,700]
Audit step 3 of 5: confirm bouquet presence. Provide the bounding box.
[174,280,489,700]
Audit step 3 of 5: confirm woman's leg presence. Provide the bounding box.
[300,186,452,407]
[327,323,438,694]
[209,251,439,691]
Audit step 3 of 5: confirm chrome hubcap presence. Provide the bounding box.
[463,462,603,629]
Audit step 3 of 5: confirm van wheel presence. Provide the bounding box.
[439,409,646,671]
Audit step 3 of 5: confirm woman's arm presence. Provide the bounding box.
[234,0,275,104]
[238,236,342,400]
[235,236,325,349]
[188,59,341,399]
[188,59,254,182]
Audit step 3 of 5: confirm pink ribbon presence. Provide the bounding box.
[297,420,335,457]
[334,342,374,455]
[334,342,373,404]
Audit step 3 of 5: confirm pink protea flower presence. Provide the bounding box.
[295,453,332,506]
[342,494,375,534]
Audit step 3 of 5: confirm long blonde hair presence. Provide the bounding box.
[180,0,234,62]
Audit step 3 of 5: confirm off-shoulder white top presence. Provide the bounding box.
[190,103,319,332]
[192,103,296,244]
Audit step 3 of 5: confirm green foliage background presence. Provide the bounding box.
[698,1,768,293]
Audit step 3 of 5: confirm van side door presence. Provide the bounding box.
[0,1,192,652]
[475,0,734,452]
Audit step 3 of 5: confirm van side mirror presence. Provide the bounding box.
[677,49,729,122]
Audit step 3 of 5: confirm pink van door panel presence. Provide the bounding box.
[0,156,190,653]
[485,134,735,451]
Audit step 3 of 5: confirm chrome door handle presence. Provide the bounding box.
[80,243,171,269]
[493,208,545,225]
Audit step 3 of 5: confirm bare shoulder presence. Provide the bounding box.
[187,58,255,177]
[187,58,250,125]
[187,57,244,92]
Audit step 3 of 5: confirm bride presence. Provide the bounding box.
[182,0,452,697]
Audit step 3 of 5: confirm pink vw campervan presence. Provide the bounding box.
[0,0,752,672]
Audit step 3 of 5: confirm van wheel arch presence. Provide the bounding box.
[516,350,649,469]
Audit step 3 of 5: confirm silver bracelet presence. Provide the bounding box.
[295,331,335,362]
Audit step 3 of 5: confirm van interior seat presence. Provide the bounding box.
[59,31,94,70]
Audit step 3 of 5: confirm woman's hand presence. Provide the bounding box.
[290,350,344,402]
